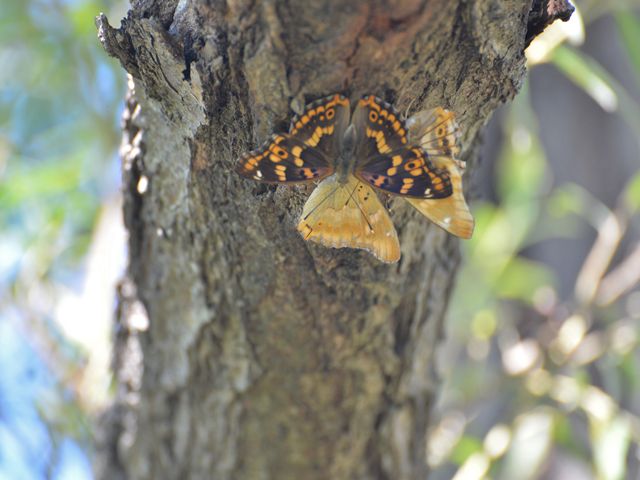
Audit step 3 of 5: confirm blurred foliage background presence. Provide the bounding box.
[1,1,639,479]
[0,0,126,478]
[430,2,640,479]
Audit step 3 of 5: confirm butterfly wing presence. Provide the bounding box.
[352,95,409,160]
[405,107,474,238]
[289,94,351,160]
[297,175,400,263]
[406,107,461,160]
[404,156,474,238]
[351,95,453,199]
[236,94,350,184]
[236,134,333,183]
[355,146,453,199]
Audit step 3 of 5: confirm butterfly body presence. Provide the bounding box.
[333,124,358,184]
[236,94,474,262]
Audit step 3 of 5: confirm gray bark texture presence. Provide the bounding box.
[95,1,570,479]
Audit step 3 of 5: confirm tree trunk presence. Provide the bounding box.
[95,1,567,478]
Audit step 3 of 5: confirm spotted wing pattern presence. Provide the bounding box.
[356,146,453,199]
[404,156,474,238]
[404,107,474,238]
[297,174,400,263]
[406,107,462,165]
[352,95,409,160]
[351,95,453,199]
[289,94,351,159]
[236,134,333,183]
[236,94,350,184]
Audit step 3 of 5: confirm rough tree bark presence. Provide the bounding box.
[95,1,572,479]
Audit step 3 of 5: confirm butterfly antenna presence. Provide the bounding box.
[302,184,341,221]
[346,181,374,233]
[343,181,359,207]
[303,226,313,240]
[422,115,454,136]
[403,96,418,120]
[421,136,453,146]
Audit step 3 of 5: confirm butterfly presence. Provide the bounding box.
[236,94,473,262]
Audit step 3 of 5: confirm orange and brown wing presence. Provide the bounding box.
[404,107,473,238]
[356,146,453,199]
[350,95,452,199]
[297,174,400,263]
[352,95,409,160]
[405,155,474,238]
[289,94,351,160]
[236,94,350,184]
[407,107,464,168]
[236,134,333,183]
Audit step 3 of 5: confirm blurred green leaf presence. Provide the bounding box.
[497,83,548,205]
[450,435,484,465]
[495,258,555,301]
[623,171,640,212]
[70,2,105,36]
[502,409,554,480]
[552,413,573,448]
[615,12,640,85]
[552,45,640,139]
[619,351,640,393]
[548,184,586,218]
[0,159,82,207]
[471,309,498,340]
[552,45,618,112]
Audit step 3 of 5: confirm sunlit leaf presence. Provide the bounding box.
[592,414,631,480]
[502,409,554,480]
[552,46,618,111]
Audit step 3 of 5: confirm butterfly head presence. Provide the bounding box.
[342,123,357,151]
